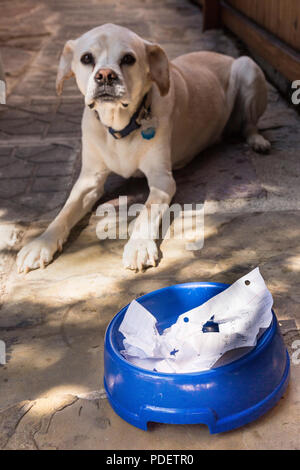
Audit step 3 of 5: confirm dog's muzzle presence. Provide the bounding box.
[93,67,125,102]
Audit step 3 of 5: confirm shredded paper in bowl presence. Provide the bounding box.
[119,267,273,373]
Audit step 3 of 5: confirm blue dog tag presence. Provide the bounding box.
[141,127,156,140]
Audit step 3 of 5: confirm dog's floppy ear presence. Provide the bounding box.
[56,40,76,95]
[145,42,170,96]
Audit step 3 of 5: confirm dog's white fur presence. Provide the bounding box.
[17,23,270,273]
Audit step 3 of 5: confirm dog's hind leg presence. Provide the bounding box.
[228,56,271,153]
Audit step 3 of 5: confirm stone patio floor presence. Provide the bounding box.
[0,0,299,450]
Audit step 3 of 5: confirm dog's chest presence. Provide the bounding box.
[100,135,146,179]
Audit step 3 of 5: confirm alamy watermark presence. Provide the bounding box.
[95,196,205,251]
[291,340,300,365]
[0,340,6,365]
[291,80,300,105]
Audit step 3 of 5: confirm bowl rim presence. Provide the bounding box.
[105,281,276,377]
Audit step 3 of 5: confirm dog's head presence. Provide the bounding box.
[56,24,170,119]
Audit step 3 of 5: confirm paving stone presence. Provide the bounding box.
[34,162,74,178]
[0,0,57,95]
[0,118,47,136]
[16,143,79,163]
[47,118,81,135]
[0,179,29,199]
[31,175,73,193]
[0,157,33,179]
[16,191,69,213]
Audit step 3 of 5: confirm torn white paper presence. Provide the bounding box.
[119,267,273,373]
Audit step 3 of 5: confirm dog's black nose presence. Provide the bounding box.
[94,68,117,85]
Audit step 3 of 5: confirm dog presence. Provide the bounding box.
[17,23,270,273]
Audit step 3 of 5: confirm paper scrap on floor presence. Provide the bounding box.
[119,267,273,373]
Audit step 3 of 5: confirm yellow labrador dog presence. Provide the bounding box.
[17,23,270,273]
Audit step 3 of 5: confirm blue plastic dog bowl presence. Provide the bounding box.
[104,282,290,434]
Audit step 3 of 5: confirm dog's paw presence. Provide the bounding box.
[17,236,61,273]
[247,133,271,154]
[123,239,159,271]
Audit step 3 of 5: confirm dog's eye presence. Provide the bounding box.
[120,54,136,66]
[80,52,94,66]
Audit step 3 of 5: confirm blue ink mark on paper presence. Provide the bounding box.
[170,348,179,356]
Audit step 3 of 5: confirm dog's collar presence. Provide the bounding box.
[94,93,151,140]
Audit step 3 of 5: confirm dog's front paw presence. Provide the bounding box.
[247,133,271,153]
[17,235,61,273]
[123,239,159,271]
